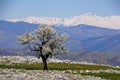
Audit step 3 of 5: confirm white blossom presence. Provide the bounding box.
[18,24,68,56]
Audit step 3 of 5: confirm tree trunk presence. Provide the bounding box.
[41,53,50,70]
[42,58,48,70]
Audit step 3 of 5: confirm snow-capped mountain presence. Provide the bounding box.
[7,13,120,29]
[7,16,63,25]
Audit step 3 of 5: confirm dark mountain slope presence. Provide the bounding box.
[57,51,120,66]
[0,20,38,49]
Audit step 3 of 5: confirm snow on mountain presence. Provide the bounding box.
[8,16,63,25]
[64,13,120,29]
[7,13,120,29]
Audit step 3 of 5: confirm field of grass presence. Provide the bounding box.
[0,63,119,70]
[81,72,120,80]
[0,63,120,80]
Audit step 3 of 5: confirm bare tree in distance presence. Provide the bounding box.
[18,24,68,70]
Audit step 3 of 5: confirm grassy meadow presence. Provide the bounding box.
[0,63,119,70]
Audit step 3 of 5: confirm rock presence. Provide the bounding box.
[0,69,105,80]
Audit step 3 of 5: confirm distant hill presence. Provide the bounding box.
[55,25,120,53]
[57,51,120,66]
[0,20,38,49]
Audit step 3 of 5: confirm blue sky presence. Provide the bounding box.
[0,0,120,19]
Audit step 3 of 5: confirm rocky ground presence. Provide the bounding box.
[0,69,105,80]
[0,56,118,68]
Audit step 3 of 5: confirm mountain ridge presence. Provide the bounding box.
[6,13,120,29]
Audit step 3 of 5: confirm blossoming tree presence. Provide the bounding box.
[18,24,68,70]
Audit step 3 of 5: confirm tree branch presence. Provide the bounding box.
[34,43,41,50]
[28,43,39,51]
